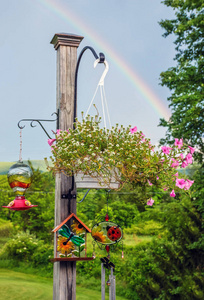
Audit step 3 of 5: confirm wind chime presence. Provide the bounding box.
[91,191,123,300]
[2,129,37,211]
[91,191,123,258]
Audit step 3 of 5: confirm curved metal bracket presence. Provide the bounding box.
[77,189,90,204]
[74,46,105,123]
[17,111,59,139]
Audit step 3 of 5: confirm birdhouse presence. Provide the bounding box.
[2,161,37,211]
[51,213,94,262]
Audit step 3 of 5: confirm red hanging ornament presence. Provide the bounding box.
[105,245,110,253]
[105,213,109,221]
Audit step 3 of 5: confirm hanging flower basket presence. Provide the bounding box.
[48,115,195,199]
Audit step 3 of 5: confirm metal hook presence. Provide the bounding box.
[94,59,109,86]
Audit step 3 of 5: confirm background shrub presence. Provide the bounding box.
[0,218,13,237]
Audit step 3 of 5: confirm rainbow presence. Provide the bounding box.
[37,0,171,120]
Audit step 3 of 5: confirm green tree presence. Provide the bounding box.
[159,0,204,163]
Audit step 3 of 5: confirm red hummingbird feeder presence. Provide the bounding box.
[2,160,38,211]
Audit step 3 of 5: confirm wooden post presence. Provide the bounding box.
[51,33,83,300]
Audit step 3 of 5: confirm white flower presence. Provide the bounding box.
[110,152,115,156]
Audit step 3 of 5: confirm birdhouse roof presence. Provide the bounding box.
[52,213,91,233]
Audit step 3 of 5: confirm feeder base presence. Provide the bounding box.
[2,196,38,211]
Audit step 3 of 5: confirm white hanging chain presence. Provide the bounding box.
[85,59,111,130]
[19,128,23,162]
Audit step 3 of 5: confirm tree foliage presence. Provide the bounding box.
[159,0,204,163]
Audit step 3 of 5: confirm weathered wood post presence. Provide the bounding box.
[51,33,83,300]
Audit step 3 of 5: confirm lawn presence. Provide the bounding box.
[123,234,152,246]
[0,269,127,300]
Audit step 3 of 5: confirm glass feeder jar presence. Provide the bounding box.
[8,161,33,195]
[2,161,37,211]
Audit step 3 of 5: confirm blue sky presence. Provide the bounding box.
[0,0,176,162]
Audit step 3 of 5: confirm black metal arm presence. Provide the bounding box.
[74,46,105,123]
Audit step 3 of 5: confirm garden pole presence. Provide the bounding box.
[51,33,83,300]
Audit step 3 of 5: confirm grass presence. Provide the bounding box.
[0,269,127,300]
[0,269,52,300]
[123,234,152,246]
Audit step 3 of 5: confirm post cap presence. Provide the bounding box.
[50,33,84,50]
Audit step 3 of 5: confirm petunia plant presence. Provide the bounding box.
[48,115,195,205]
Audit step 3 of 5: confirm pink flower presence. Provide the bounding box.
[174,172,179,177]
[188,146,195,154]
[170,189,176,197]
[181,160,188,168]
[48,138,56,146]
[130,126,137,134]
[180,153,184,159]
[148,180,153,186]
[174,138,183,149]
[171,158,179,168]
[176,178,186,189]
[185,153,193,164]
[56,129,62,135]
[184,179,194,190]
[147,198,154,206]
[161,146,172,155]
[156,176,159,180]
